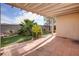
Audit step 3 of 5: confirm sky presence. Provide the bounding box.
[1,3,46,25]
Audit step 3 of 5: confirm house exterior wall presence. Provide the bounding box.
[56,13,79,40]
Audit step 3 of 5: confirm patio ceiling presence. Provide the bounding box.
[8,3,79,18]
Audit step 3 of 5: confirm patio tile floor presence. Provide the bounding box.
[26,36,79,56]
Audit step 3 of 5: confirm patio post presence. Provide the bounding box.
[49,18,54,35]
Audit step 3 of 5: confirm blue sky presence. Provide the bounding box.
[1,3,46,25]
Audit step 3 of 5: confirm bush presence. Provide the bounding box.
[32,24,43,39]
[18,19,43,40]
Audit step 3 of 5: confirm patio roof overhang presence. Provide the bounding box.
[8,3,79,18]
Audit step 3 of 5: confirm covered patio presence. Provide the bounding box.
[8,3,79,40]
[1,3,79,56]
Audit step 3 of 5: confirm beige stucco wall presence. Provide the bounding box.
[56,13,79,40]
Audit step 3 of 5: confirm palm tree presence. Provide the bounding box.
[18,19,34,36]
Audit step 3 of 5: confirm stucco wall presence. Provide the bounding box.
[56,13,79,40]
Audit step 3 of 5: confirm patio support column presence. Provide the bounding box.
[49,18,54,35]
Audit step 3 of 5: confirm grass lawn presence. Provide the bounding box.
[1,35,32,47]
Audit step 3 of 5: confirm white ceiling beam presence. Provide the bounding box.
[8,3,79,18]
[41,4,79,15]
